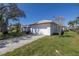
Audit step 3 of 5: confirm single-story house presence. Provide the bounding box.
[21,25,30,33]
[29,20,61,35]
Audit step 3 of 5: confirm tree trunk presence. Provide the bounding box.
[59,26,61,35]
[1,19,8,34]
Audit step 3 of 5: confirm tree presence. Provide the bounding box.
[54,16,64,25]
[54,16,65,35]
[68,20,76,30]
[13,22,21,32]
[68,21,74,26]
[0,3,25,33]
[68,17,79,28]
[75,17,79,26]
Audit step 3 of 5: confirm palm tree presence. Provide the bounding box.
[0,3,25,34]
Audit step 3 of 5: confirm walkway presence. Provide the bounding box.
[0,35,45,55]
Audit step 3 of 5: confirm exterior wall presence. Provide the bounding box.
[21,25,30,32]
[30,25,51,35]
[50,23,60,35]
[30,22,60,35]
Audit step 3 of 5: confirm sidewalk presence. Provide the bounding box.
[0,35,45,55]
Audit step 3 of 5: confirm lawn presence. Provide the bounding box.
[3,31,79,56]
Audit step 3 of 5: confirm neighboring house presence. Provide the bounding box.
[21,25,30,33]
[8,25,31,33]
[29,20,61,35]
[68,24,77,30]
[68,26,76,30]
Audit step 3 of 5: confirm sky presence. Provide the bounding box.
[15,3,79,26]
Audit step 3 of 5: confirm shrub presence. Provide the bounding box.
[8,30,22,38]
[12,30,17,33]
[0,32,4,39]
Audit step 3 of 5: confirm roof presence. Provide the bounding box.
[37,20,53,23]
[29,20,60,26]
[21,25,30,28]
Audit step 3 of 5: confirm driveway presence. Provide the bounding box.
[0,35,45,55]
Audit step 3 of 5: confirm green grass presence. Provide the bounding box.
[3,31,79,56]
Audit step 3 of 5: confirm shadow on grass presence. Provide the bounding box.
[59,35,74,38]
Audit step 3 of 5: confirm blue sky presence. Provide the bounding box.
[16,3,79,26]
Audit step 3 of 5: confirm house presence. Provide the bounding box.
[29,20,61,35]
[21,25,30,33]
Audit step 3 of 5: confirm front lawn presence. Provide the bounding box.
[3,31,79,56]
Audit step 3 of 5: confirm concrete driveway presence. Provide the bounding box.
[0,35,45,55]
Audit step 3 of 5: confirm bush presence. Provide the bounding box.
[8,30,22,38]
[0,32,4,39]
[12,30,17,33]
